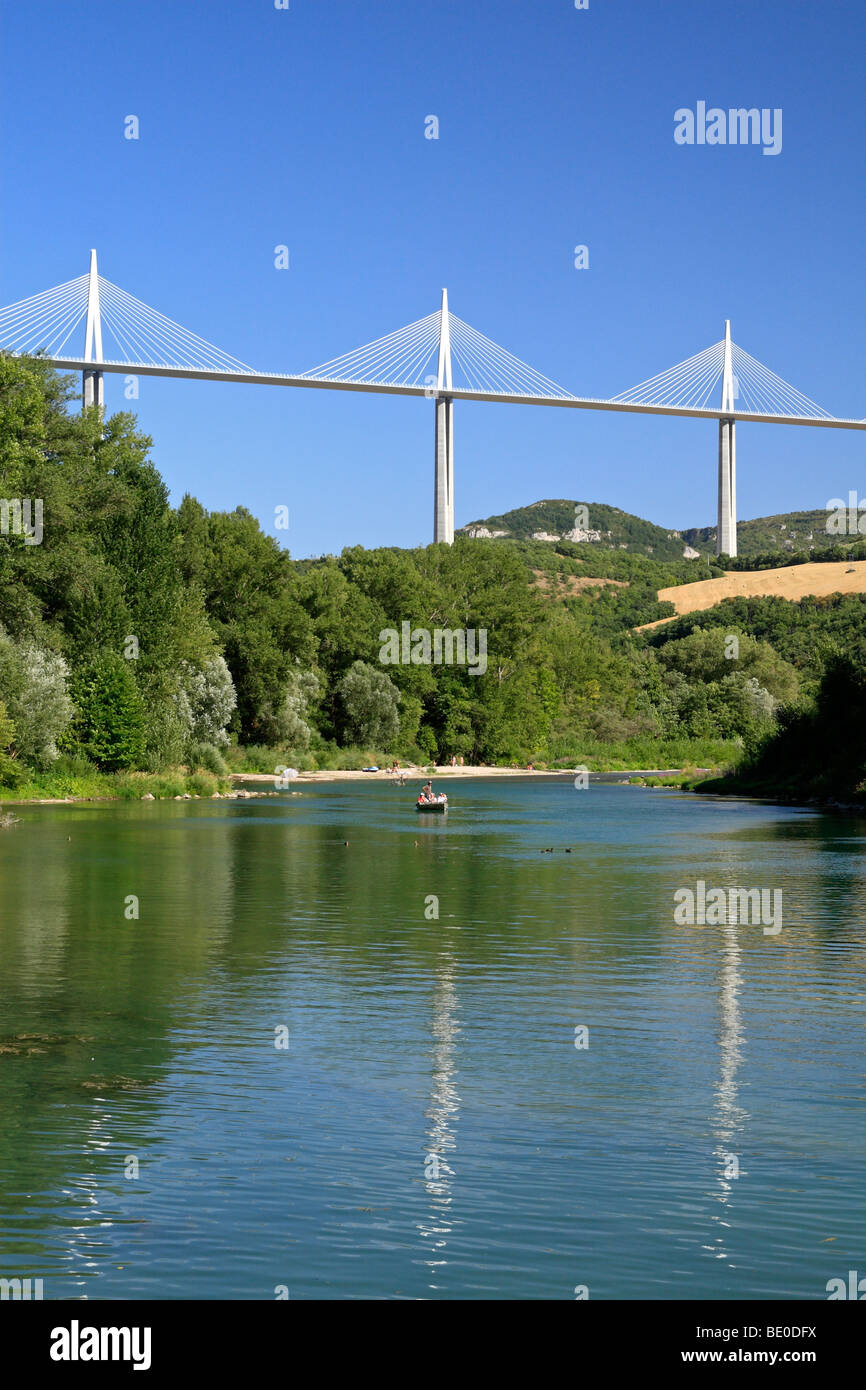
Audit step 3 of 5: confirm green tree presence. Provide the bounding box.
[70,652,145,770]
[0,699,21,786]
[177,504,314,740]
[337,661,401,747]
[654,628,799,704]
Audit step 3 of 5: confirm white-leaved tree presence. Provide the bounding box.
[0,626,74,766]
[176,656,237,746]
[257,667,320,750]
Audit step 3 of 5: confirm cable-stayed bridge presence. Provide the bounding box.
[1,251,863,555]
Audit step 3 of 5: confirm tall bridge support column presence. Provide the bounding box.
[433,287,454,544]
[82,368,104,412]
[717,417,737,557]
[716,318,737,557]
[434,395,454,544]
[82,248,104,418]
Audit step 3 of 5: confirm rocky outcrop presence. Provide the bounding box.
[563,527,604,543]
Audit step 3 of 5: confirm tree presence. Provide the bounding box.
[178,656,237,746]
[0,626,74,766]
[0,699,21,786]
[654,628,799,704]
[70,651,145,770]
[177,505,314,740]
[256,667,320,750]
[337,661,401,747]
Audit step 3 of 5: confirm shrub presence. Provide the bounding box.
[187,741,229,776]
[188,771,221,797]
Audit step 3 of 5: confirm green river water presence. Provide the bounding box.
[0,778,864,1300]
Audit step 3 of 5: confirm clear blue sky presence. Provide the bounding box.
[1,0,864,557]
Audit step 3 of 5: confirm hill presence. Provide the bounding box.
[459,500,701,562]
[461,501,849,562]
[684,509,844,559]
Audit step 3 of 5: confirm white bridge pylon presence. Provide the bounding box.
[1,253,864,554]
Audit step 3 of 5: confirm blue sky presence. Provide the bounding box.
[1,0,864,557]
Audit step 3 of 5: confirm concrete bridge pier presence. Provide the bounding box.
[717,417,737,557]
[716,319,737,557]
[434,395,454,544]
[433,289,455,544]
[82,248,104,417]
[83,368,104,412]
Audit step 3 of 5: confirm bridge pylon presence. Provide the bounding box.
[82,248,104,415]
[434,288,454,544]
[716,319,737,557]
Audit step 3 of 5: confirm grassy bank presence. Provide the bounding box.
[546,735,738,773]
[0,734,738,804]
[0,767,231,802]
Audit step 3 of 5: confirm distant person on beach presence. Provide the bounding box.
[458,756,464,767]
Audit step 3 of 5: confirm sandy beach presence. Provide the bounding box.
[232,765,696,785]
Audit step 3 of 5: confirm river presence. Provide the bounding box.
[1,779,864,1300]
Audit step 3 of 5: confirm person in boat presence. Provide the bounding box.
[419,780,447,805]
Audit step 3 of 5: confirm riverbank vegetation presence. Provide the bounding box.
[696,653,866,805]
[2,353,864,802]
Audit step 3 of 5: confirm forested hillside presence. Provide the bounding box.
[1,353,864,797]
[464,500,859,562]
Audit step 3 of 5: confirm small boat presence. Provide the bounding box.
[416,794,448,812]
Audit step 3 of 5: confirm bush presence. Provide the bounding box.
[187,741,229,776]
[141,690,189,769]
[152,774,186,799]
[188,771,221,797]
[223,743,275,773]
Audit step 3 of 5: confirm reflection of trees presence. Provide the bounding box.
[0,804,237,1286]
[0,792,507,1288]
[2,818,72,990]
[417,954,460,1291]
